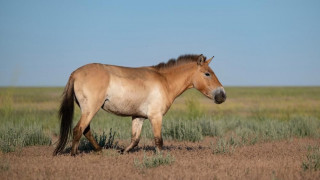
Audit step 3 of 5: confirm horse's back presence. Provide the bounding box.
[71,63,164,92]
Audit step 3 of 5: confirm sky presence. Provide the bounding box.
[0,0,319,86]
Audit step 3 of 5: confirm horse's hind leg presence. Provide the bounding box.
[124,117,145,153]
[83,124,102,151]
[71,101,102,155]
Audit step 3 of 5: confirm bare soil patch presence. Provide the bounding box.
[1,138,319,180]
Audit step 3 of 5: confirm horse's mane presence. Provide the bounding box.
[153,54,206,70]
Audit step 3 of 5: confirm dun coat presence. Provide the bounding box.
[53,54,226,156]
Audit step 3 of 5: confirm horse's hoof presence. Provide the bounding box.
[71,150,78,157]
[119,149,126,154]
[95,147,103,152]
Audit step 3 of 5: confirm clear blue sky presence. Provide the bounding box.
[0,0,319,86]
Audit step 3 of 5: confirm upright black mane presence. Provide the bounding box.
[153,54,206,70]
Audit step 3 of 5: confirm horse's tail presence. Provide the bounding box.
[53,76,75,155]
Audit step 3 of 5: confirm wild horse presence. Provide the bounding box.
[53,54,226,156]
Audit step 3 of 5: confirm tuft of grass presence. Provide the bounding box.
[134,151,175,169]
[289,117,318,137]
[23,129,52,147]
[105,128,118,148]
[101,149,120,157]
[0,158,10,172]
[78,129,118,151]
[163,120,203,142]
[199,119,222,137]
[0,125,51,153]
[302,145,320,171]
[211,137,235,154]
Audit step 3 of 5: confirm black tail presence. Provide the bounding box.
[53,77,75,155]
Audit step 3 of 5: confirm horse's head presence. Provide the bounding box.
[192,55,226,104]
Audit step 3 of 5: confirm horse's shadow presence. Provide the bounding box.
[58,144,207,155]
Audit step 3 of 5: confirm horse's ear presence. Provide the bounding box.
[206,56,214,64]
[197,54,205,66]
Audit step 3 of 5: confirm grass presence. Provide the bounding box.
[78,129,118,151]
[162,119,203,142]
[0,87,319,153]
[211,137,234,154]
[0,124,52,153]
[100,149,120,157]
[0,158,10,172]
[302,145,320,171]
[134,151,175,169]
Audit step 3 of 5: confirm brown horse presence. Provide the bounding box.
[53,54,226,156]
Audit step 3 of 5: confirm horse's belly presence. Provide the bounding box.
[101,97,147,117]
[102,76,165,118]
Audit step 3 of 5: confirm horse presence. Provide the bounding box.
[53,54,226,156]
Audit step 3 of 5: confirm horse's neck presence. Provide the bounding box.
[160,64,196,102]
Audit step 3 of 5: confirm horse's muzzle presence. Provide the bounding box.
[213,87,226,104]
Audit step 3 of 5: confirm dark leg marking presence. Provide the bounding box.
[154,137,163,148]
[83,124,90,135]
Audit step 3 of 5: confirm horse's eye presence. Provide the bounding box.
[205,72,210,77]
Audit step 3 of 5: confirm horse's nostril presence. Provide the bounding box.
[222,92,226,99]
[214,92,226,104]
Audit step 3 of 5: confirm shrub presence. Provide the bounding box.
[0,125,51,153]
[78,129,118,151]
[211,137,235,154]
[163,120,202,142]
[134,151,175,169]
[302,145,320,171]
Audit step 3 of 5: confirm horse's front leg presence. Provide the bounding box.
[124,117,145,153]
[149,114,163,151]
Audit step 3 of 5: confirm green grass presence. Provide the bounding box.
[134,151,175,169]
[0,124,51,153]
[302,145,320,171]
[0,87,320,153]
[211,137,234,154]
[162,119,203,142]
